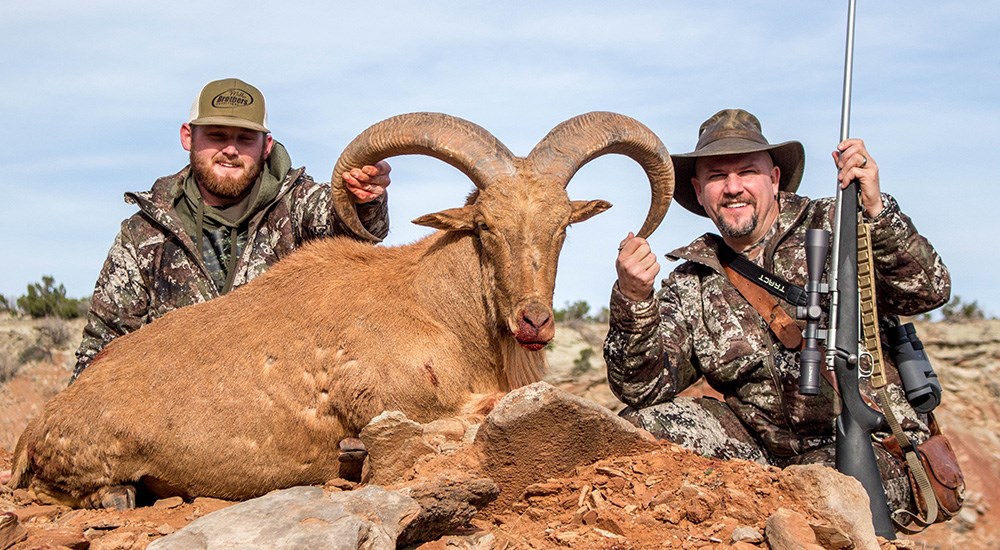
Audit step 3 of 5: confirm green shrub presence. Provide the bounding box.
[15,276,85,319]
[554,300,592,323]
[571,348,594,376]
[554,300,611,324]
[940,295,986,322]
[591,306,610,324]
[18,345,51,365]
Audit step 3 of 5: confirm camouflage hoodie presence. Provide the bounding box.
[604,191,951,458]
[71,142,389,382]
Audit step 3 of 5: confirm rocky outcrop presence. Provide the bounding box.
[2,318,998,549]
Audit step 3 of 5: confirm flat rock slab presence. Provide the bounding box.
[147,485,420,550]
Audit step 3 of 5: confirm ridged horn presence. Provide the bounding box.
[331,112,518,242]
[527,111,674,239]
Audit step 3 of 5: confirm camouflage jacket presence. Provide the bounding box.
[72,154,389,382]
[605,191,951,458]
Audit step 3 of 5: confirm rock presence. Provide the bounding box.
[147,485,420,550]
[474,382,659,509]
[13,504,66,522]
[730,524,763,543]
[153,496,184,509]
[396,472,500,547]
[778,464,880,550]
[12,527,88,550]
[361,410,437,485]
[88,530,149,550]
[766,508,824,550]
[416,531,497,550]
[422,417,474,452]
[812,522,853,549]
[956,504,979,531]
[191,496,233,516]
[677,482,720,524]
[0,512,27,550]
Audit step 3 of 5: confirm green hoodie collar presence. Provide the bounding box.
[173,141,293,233]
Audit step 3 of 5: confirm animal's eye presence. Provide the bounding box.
[476,222,490,233]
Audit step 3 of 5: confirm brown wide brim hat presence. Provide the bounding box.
[671,109,805,217]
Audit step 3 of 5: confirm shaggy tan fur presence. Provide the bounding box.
[8,112,673,508]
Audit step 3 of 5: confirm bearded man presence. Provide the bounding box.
[71,78,391,383]
[604,108,951,515]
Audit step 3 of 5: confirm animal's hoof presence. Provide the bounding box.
[338,437,368,463]
[97,485,136,510]
[338,437,367,483]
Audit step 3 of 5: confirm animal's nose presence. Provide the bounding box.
[521,303,552,330]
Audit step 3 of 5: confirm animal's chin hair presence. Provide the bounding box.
[500,337,547,391]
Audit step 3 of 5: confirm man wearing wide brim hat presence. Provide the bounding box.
[603,108,952,518]
[670,108,805,220]
[71,77,394,384]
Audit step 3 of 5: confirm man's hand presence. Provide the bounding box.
[343,160,391,204]
[616,232,660,302]
[834,138,883,218]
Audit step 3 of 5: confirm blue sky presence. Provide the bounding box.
[2,1,997,318]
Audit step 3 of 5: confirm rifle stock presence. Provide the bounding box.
[830,180,895,538]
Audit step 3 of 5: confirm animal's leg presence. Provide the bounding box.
[338,437,368,482]
[26,478,86,508]
[463,391,506,416]
[86,485,137,510]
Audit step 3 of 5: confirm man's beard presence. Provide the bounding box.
[192,151,266,199]
[716,199,758,239]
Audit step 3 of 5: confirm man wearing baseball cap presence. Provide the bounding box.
[604,109,951,515]
[71,78,392,382]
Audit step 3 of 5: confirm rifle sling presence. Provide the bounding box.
[719,261,805,351]
[713,235,808,307]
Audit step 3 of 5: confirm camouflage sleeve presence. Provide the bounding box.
[604,277,701,408]
[351,193,390,240]
[868,193,951,315]
[71,227,152,384]
[294,179,390,241]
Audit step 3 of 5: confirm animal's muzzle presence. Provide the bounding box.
[515,302,554,351]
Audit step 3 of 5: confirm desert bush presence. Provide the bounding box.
[18,345,51,365]
[591,306,610,324]
[571,348,595,376]
[0,353,16,384]
[555,300,592,322]
[38,317,73,348]
[555,300,611,323]
[16,276,85,319]
[941,295,987,322]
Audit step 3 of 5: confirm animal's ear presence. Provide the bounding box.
[569,199,612,224]
[412,206,477,231]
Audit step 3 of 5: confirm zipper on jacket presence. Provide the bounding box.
[231,167,305,282]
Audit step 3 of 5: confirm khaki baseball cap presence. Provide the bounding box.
[188,78,269,133]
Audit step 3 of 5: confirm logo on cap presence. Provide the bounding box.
[211,89,254,109]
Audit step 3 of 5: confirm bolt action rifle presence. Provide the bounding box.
[796,0,897,539]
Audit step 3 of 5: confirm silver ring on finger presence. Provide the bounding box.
[860,155,868,168]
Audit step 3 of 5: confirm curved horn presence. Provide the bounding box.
[331,112,518,242]
[527,111,674,239]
